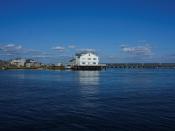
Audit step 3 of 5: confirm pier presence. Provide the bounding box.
[71,64,107,71]
[106,63,175,69]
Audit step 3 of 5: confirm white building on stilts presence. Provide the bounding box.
[74,52,99,66]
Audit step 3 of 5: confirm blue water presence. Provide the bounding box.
[0,69,175,131]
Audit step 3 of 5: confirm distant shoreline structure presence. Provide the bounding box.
[0,60,175,70]
[106,63,175,69]
[0,51,175,70]
[66,51,107,70]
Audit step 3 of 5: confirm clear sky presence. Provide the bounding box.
[0,0,175,63]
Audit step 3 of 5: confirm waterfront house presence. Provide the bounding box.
[74,52,99,66]
[10,58,26,67]
[67,52,107,70]
[25,59,41,68]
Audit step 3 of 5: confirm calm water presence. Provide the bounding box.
[0,69,175,131]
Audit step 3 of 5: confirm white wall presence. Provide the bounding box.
[11,59,26,67]
[76,53,99,66]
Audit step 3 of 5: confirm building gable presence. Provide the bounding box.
[75,52,99,66]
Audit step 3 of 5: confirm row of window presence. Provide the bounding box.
[82,62,96,65]
[82,58,97,60]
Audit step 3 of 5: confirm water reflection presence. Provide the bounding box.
[78,71,100,108]
[78,71,100,86]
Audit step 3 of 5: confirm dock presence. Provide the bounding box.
[106,63,175,69]
[71,64,107,70]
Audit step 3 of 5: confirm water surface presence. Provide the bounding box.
[0,69,175,131]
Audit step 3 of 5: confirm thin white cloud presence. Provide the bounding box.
[0,44,71,63]
[52,46,65,52]
[0,44,23,55]
[161,54,175,62]
[16,45,22,49]
[0,44,50,59]
[5,44,15,47]
[77,48,96,52]
[68,45,76,49]
[32,55,52,58]
[121,45,152,56]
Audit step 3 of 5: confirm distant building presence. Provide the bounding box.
[74,52,99,66]
[10,58,41,68]
[10,58,26,67]
[25,59,41,68]
[68,58,76,66]
[56,63,63,66]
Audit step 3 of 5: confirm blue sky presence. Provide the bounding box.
[0,0,175,63]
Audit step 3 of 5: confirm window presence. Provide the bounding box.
[82,62,86,65]
[93,62,96,65]
[93,58,96,60]
[88,58,91,60]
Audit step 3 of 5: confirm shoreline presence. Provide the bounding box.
[1,65,175,71]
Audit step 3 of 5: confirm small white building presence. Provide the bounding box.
[25,59,40,68]
[74,52,99,66]
[56,63,63,66]
[10,58,26,67]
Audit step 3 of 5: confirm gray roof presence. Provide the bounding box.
[75,51,96,58]
[69,58,75,62]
